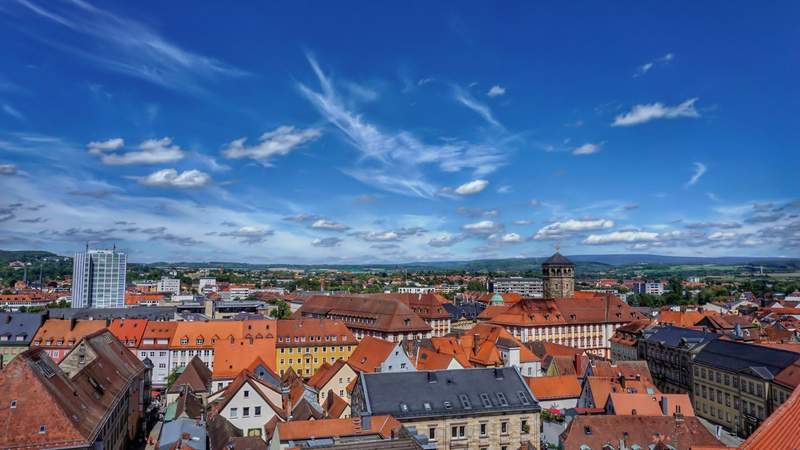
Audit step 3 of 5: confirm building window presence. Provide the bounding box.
[428,427,436,440]
[39,425,46,434]
[501,421,508,435]
[451,425,466,439]
[244,390,249,398]
[480,423,487,436]
[230,408,238,418]
[255,406,261,416]
[243,407,250,417]
[10,400,16,409]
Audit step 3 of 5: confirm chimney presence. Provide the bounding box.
[618,373,626,389]
[427,371,438,383]
[660,395,669,416]
[494,367,504,380]
[472,334,480,355]
[360,413,371,431]
[70,318,77,331]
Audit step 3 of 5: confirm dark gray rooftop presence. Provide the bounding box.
[360,367,539,419]
[48,306,176,321]
[645,326,720,348]
[542,252,573,266]
[0,312,45,346]
[694,339,800,379]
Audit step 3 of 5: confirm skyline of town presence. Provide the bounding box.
[1,1,798,263]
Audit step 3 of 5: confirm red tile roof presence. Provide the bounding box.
[276,319,355,347]
[307,359,349,391]
[560,415,723,449]
[32,319,108,349]
[274,416,401,441]
[415,347,458,370]
[295,295,431,334]
[606,392,695,416]
[106,319,148,347]
[526,375,582,400]
[486,295,645,327]
[347,336,396,373]
[741,385,800,450]
[212,337,276,379]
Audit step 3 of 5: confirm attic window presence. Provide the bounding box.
[443,401,453,409]
[584,426,592,435]
[196,338,204,345]
[39,425,46,434]
[400,402,409,412]
[10,400,16,409]
[480,393,493,408]
[458,394,472,409]
[517,391,530,405]
[423,402,432,411]
[496,392,508,407]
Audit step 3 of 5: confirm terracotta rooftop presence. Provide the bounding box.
[167,355,212,394]
[740,380,800,450]
[106,318,148,347]
[276,318,356,347]
[212,337,276,379]
[606,392,695,416]
[486,295,645,327]
[584,376,659,409]
[307,359,349,390]
[369,293,452,320]
[560,415,723,449]
[415,347,458,370]
[526,374,582,400]
[32,319,108,347]
[347,336,396,373]
[295,295,431,333]
[322,390,349,419]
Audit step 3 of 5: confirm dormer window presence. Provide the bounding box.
[10,400,16,409]
[39,425,46,434]
[196,338,204,345]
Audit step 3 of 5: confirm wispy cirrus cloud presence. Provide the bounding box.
[0,164,18,175]
[534,218,614,240]
[453,179,489,195]
[222,126,322,165]
[298,54,508,198]
[686,162,707,187]
[311,237,342,247]
[9,0,246,93]
[572,142,602,156]
[612,98,699,126]
[633,53,674,77]
[454,85,502,127]
[2,103,25,120]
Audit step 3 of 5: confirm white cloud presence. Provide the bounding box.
[222,126,322,164]
[454,86,502,127]
[13,0,246,93]
[499,233,521,243]
[686,162,707,187]
[462,220,502,235]
[311,237,342,247]
[138,169,211,188]
[513,220,531,225]
[0,164,18,175]
[634,53,674,78]
[534,219,614,240]
[310,219,350,231]
[583,230,660,245]
[487,85,506,97]
[428,233,465,247]
[358,231,400,242]
[708,231,737,241]
[612,98,699,126]
[572,143,601,155]
[218,226,274,244]
[497,185,512,194]
[454,179,489,195]
[92,137,185,165]
[2,103,24,120]
[87,138,124,154]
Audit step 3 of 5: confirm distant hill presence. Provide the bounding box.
[0,250,66,264]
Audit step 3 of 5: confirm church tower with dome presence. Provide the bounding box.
[541,250,575,298]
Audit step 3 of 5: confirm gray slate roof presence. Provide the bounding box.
[645,325,719,348]
[359,367,539,419]
[694,339,800,379]
[0,312,45,346]
[542,252,573,266]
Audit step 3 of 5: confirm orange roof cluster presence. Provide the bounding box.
[124,292,164,305]
[584,375,659,409]
[526,375,582,400]
[32,319,107,347]
[170,320,275,349]
[307,359,349,390]
[657,310,711,328]
[415,347,458,370]
[295,295,432,333]
[276,319,356,347]
[485,295,646,328]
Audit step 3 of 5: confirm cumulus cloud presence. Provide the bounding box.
[686,162,707,187]
[583,230,660,245]
[684,221,741,229]
[138,168,211,188]
[283,214,322,223]
[572,143,601,156]
[312,237,342,247]
[222,126,322,164]
[90,137,185,165]
[457,207,497,218]
[487,85,506,97]
[310,219,350,231]
[534,219,614,240]
[612,98,699,126]
[513,220,532,225]
[218,226,274,244]
[499,233,521,243]
[428,233,466,247]
[454,179,489,195]
[462,220,503,235]
[708,231,737,241]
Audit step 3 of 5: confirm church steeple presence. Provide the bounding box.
[542,250,575,298]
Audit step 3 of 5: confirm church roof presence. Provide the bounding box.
[543,252,573,266]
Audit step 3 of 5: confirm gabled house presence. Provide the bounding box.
[212,337,277,391]
[347,336,415,373]
[167,355,212,404]
[307,359,357,403]
[208,369,286,440]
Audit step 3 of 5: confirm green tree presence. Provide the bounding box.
[166,368,180,390]
[269,300,292,319]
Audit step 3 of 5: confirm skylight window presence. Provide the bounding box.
[458,394,472,409]
[480,393,493,408]
[517,391,530,405]
[496,392,508,407]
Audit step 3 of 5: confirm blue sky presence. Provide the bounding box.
[0,1,798,263]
